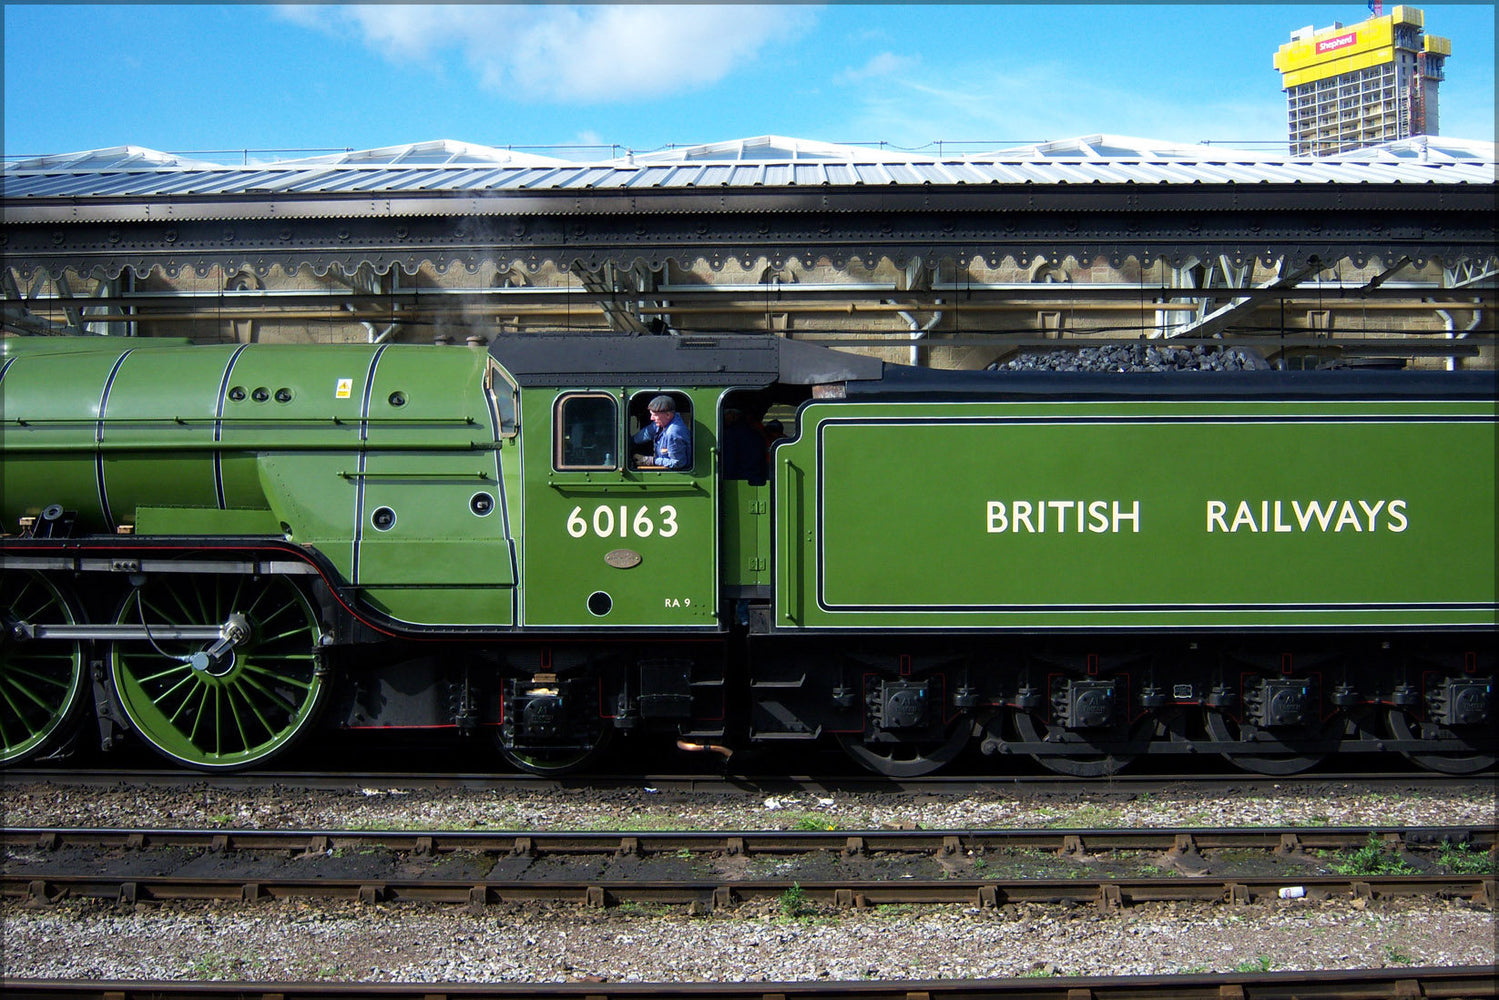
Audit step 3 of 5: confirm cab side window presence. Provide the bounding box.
[555,393,618,470]
[628,391,693,472]
[485,359,519,437]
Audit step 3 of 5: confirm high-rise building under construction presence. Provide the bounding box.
[1274,5,1450,156]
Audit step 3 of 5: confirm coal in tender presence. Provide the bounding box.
[989,344,1263,373]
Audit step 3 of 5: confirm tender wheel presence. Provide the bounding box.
[1011,710,1140,777]
[110,575,326,770]
[1,572,89,766]
[1203,709,1328,775]
[1386,709,1495,775]
[495,725,614,775]
[836,722,970,777]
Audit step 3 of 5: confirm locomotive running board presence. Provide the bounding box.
[0,554,317,576]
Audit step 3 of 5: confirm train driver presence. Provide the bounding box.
[632,394,692,470]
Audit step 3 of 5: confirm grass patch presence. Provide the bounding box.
[1331,835,1417,876]
[1437,842,1495,875]
[778,882,807,918]
[185,951,264,979]
[612,900,671,917]
[789,813,838,831]
[1042,804,1124,828]
[1383,944,1416,966]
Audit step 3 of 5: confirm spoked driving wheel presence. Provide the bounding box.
[0,571,89,766]
[110,574,327,770]
[836,722,970,777]
[1011,709,1142,777]
[1386,709,1495,775]
[1204,709,1329,775]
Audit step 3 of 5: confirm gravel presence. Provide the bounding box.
[4,896,1492,983]
[1,778,1492,833]
[3,777,1493,983]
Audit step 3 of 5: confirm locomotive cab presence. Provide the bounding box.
[518,380,717,629]
[492,332,878,633]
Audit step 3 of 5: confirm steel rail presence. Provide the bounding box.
[3,825,1494,856]
[2,967,1496,999]
[4,870,1492,910]
[5,825,1494,910]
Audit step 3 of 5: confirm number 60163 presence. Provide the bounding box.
[566,504,679,539]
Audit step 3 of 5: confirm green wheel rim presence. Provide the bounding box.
[0,572,88,765]
[110,575,325,770]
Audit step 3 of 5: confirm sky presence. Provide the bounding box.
[3,2,1495,163]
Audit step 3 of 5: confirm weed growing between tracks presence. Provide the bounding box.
[1437,842,1496,875]
[777,882,807,918]
[1383,944,1417,966]
[1329,835,1418,876]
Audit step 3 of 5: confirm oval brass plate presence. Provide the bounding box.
[604,548,642,569]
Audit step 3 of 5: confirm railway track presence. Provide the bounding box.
[6,825,1493,910]
[6,823,1495,855]
[2,967,1496,998]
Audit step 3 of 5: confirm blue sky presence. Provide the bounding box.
[4,2,1494,162]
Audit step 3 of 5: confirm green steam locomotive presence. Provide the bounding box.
[1,334,1493,775]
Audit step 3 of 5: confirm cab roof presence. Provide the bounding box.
[488,333,885,388]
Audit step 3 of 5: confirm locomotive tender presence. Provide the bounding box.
[1,333,1493,775]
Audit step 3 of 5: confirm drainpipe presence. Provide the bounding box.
[896,299,944,367]
[346,304,397,344]
[1435,307,1483,372]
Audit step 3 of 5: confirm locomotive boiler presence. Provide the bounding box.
[1,333,1493,775]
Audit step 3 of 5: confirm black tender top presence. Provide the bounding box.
[856,363,1499,402]
[489,333,884,388]
[489,333,1496,402]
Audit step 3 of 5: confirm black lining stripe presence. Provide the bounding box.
[814,600,1494,614]
[212,344,250,510]
[778,622,1495,634]
[823,414,1492,427]
[812,412,1491,618]
[0,357,14,383]
[94,349,134,530]
[350,345,388,585]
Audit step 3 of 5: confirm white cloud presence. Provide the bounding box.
[835,62,1288,151]
[835,51,920,86]
[275,4,814,103]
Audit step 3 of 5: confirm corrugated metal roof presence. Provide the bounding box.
[4,134,1494,203]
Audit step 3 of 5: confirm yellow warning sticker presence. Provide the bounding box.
[335,378,353,399]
